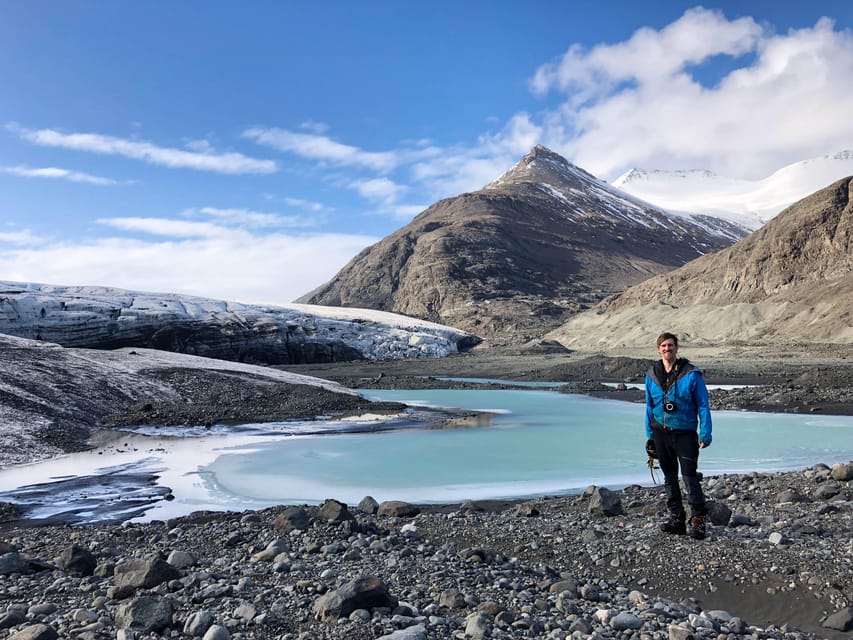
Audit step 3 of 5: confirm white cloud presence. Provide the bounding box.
[191,207,315,228]
[0,232,376,305]
[282,197,327,213]
[348,177,408,206]
[531,8,762,100]
[9,125,277,175]
[243,127,399,172]
[521,10,853,180]
[97,217,231,239]
[1,165,118,185]
[300,121,330,134]
[0,228,42,246]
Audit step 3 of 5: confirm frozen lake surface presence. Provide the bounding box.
[2,387,852,524]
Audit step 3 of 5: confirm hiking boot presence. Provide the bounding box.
[659,515,686,535]
[689,515,707,540]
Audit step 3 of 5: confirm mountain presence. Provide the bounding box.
[300,145,748,344]
[0,281,478,363]
[613,150,853,230]
[546,176,853,349]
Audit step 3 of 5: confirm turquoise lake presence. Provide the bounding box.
[2,387,852,522]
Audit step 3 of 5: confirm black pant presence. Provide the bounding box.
[653,428,707,519]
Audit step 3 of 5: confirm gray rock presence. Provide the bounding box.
[377,500,420,517]
[115,597,173,632]
[114,556,181,588]
[58,544,97,576]
[233,603,256,621]
[376,625,427,640]
[823,606,853,631]
[515,503,540,517]
[0,607,27,629]
[202,624,231,640]
[729,513,756,527]
[549,579,578,596]
[830,462,853,481]
[569,617,593,634]
[439,589,467,609]
[775,488,805,503]
[0,552,31,575]
[273,506,311,533]
[668,624,695,640]
[27,604,57,617]
[706,609,732,622]
[588,486,624,517]
[768,532,789,545]
[317,498,354,522]
[8,624,58,640]
[464,612,491,639]
[183,610,214,636]
[611,612,643,630]
[358,495,379,514]
[707,500,732,527]
[312,575,398,621]
[166,550,197,569]
[814,482,842,499]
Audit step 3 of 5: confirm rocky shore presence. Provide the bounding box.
[1,462,851,640]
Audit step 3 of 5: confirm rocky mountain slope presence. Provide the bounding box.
[300,146,748,344]
[546,176,853,349]
[0,281,478,364]
[613,150,853,230]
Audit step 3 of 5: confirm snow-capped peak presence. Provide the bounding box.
[612,150,853,230]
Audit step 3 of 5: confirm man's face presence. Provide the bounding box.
[658,339,678,360]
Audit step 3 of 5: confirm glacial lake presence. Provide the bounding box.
[2,387,852,524]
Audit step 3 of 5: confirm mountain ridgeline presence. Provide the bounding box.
[547,176,853,348]
[300,146,748,343]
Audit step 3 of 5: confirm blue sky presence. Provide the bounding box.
[2,1,852,304]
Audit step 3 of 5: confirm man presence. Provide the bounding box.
[645,332,712,540]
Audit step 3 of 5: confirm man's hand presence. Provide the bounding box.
[699,441,709,449]
[645,438,657,458]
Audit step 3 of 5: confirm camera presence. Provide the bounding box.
[664,401,677,413]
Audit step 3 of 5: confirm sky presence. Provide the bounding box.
[2,1,853,305]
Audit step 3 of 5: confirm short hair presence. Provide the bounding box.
[656,332,679,347]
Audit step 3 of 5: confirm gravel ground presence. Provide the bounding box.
[0,463,851,640]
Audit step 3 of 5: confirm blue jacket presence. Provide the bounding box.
[645,359,712,445]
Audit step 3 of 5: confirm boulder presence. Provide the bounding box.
[358,496,379,514]
[58,544,97,576]
[830,462,853,481]
[113,556,181,589]
[823,607,853,632]
[588,486,624,517]
[317,499,354,522]
[706,501,732,526]
[0,552,31,575]
[115,597,173,633]
[8,624,58,640]
[273,506,311,533]
[313,575,397,621]
[377,501,420,517]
